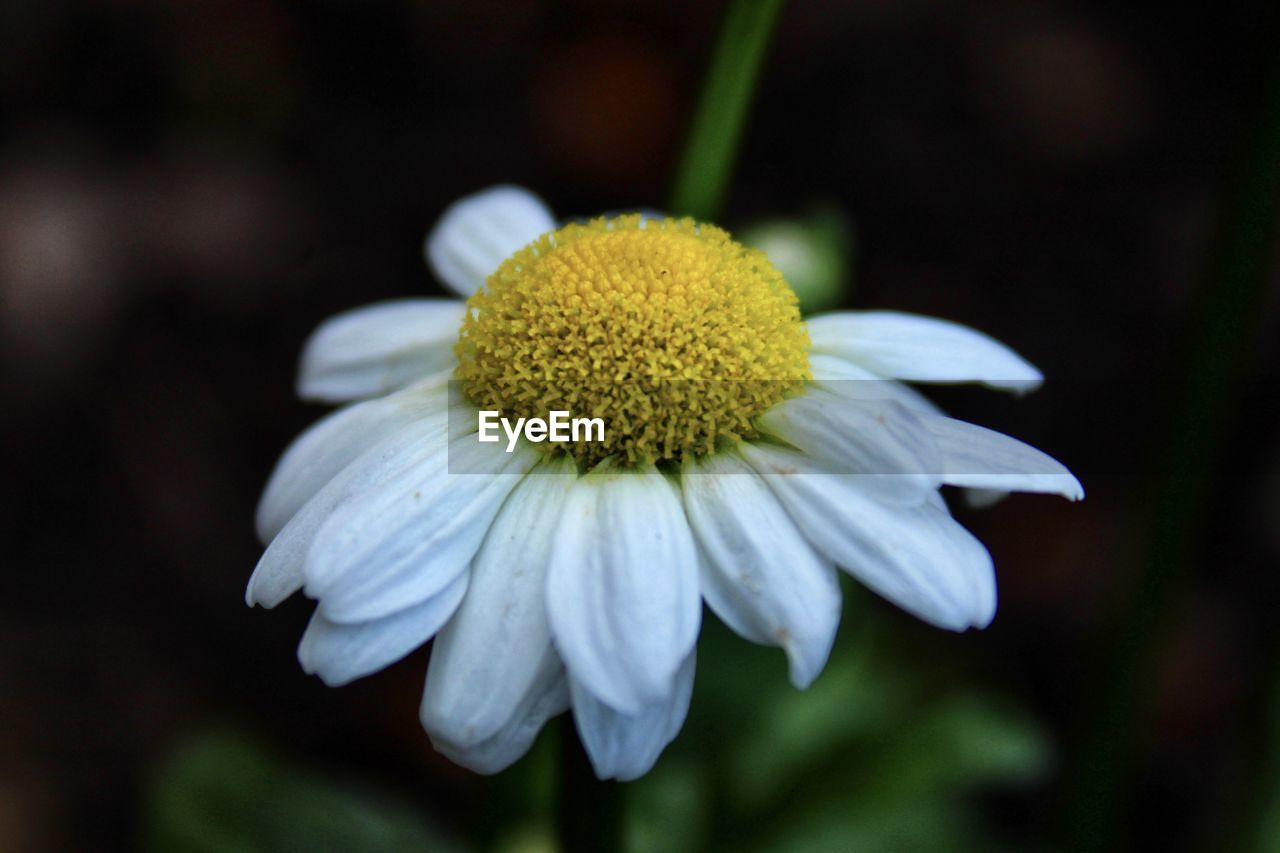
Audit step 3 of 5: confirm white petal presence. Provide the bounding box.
[427,658,571,775]
[756,391,942,503]
[570,651,695,782]
[305,433,538,623]
[808,354,943,415]
[807,355,1017,504]
[681,452,840,689]
[547,462,701,715]
[298,571,468,687]
[740,442,996,631]
[921,414,1084,500]
[809,331,1069,506]
[245,416,449,608]
[807,311,1043,393]
[421,455,578,749]
[297,299,464,403]
[255,380,450,544]
[921,490,997,628]
[425,185,556,298]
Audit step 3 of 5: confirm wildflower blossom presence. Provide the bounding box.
[248,186,1081,780]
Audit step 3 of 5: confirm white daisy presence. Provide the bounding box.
[248,185,1082,781]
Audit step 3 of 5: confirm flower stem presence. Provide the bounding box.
[1064,21,1280,851]
[556,716,623,853]
[667,0,788,221]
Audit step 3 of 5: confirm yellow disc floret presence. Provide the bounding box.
[455,214,810,466]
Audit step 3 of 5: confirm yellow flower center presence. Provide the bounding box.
[455,214,810,466]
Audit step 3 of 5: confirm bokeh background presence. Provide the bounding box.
[4,1,1280,851]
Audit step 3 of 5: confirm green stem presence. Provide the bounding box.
[668,0,787,221]
[556,717,624,853]
[1064,23,1280,853]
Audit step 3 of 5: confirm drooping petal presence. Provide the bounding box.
[296,299,464,403]
[920,490,998,628]
[245,416,449,608]
[255,380,450,544]
[741,442,996,631]
[570,651,695,782]
[920,414,1084,500]
[298,571,468,687]
[425,185,557,298]
[756,390,942,504]
[807,359,1074,507]
[807,354,1019,502]
[807,311,1043,393]
[681,452,840,689]
[429,656,571,775]
[305,433,538,623]
[421,455,578,750]
[547,462,701,715]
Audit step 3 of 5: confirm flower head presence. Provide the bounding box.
[249,186,1081,780]
[457,214,809,464]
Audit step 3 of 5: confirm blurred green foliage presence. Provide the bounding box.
[144,732,461,853]
[1243,677,1280,853]
[739,207,855,315]
[626,585,1050,853]
[148,589,1048,853]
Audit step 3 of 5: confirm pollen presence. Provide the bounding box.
[455,214,810,466]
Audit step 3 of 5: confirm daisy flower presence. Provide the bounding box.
[248,185,1081,781]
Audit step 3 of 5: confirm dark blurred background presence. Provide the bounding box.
[4,1,1280,851]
